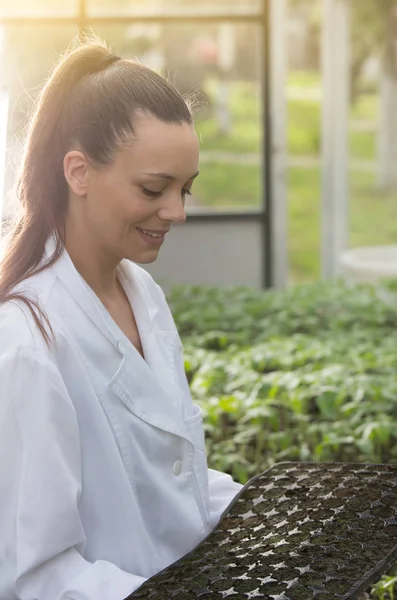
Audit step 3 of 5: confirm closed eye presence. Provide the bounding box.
[142,187,162,198]
[142,187,193,199]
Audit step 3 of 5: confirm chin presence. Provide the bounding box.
[126,249,161,265]
[138,254,159,265]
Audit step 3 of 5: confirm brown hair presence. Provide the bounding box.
[0,34,193,344]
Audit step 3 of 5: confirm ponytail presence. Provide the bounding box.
[0,33,192,344]
[0,38,124,343]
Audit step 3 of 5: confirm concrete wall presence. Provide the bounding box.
[143,216,265,292]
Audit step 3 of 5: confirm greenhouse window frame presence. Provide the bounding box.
[0,0,273,287]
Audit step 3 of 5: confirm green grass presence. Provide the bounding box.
[287,168,322,282]
[288,98,322,155]
[192,164,397,282]
[288,70,322,88]
[192,71,389,282]
[196,74,379,160]
[350,128,376,159]
[193,163,260,209]
[349,171,397,247]
[197,117,261,154]
[289,169,397,282]
[350,91,379,121]
[196,80,261,154]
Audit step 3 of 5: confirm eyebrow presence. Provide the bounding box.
[142,171,200,181]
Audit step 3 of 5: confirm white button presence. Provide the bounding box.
[173,460,182,476]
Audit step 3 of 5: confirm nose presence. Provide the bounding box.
[158,193,186,224]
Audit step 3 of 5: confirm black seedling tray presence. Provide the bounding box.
[127,462,397,599]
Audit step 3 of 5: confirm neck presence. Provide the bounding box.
[64,221,120,298]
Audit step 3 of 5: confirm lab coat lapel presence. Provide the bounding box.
[48,240,190,440]
[49,241,120,351]
[113,262,188,438]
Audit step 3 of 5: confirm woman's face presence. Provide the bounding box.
[65,115,199,265]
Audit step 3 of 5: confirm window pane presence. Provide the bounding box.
[87,0,262,18]
[286,1,322,284]
[347,2,397,282]
[1,26,77,219]
[92,22,264,213]
[0,0,78,17]
[286,0,397,284]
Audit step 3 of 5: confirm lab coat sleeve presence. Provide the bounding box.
[0,348,146,600]
[207,468,243,529]
[150,279,244,529]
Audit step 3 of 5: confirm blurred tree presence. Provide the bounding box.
[377,0,397,189]
[349,0,390,103]
[288,0,321,69]
[290,0,397,189]
[289,0,390,101]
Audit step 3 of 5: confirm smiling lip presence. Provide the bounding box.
[137,228,170,234]
[136,227,169,247]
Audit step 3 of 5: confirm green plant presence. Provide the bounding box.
[372,574,397,600]
[167,278,397,597]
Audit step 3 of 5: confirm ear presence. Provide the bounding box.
[63,150,90,197]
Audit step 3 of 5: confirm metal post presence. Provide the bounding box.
[321,0,350,279]
[262,0,273,288]
[269,0,288,288]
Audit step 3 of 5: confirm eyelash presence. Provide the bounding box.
[142,188,192,198]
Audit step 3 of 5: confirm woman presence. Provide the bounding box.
[0,38,242,600]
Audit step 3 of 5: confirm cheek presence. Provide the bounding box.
[87,176,156,231]
[120,196,158,226]
[87,179,130,223]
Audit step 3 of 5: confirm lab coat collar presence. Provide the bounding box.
[44,236,191,441]
[45,236,119,350]
[44,236,159,345]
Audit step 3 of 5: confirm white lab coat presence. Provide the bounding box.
[0,239,242,600]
